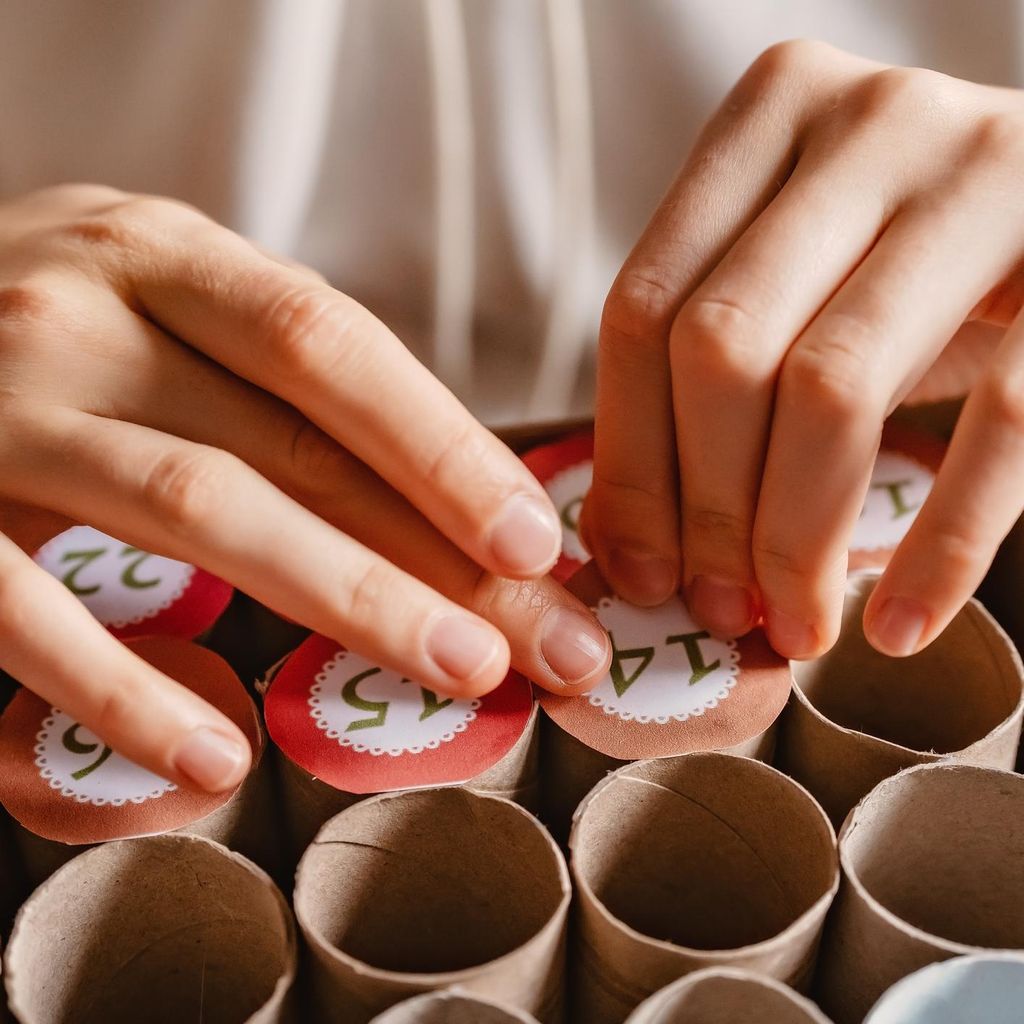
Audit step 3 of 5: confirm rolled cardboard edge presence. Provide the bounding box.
[777,573,1024,827]
[276,703,540,867]
[540,708,777,846]
[294,788,571,1024]
[815,762,1024,1024]
[863,953,1024,1024]
[568,753,839,1024]
[369,990,541,1023]
[4,833,297,1024]
[624,966,834,1024]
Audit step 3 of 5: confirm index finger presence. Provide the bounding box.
[88,201,563,581]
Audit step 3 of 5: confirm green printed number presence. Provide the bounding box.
[869,479,921,521]
[61,723,113,780]
[560,495,583,532]
[608,629,721,694]
[59,545,162,596]
[341,669,454,732]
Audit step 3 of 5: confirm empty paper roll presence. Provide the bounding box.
[33,525,233,640]
[863,954,1024,1024]
[369,990,540,1023]
[0,637,278,884]
[777,572,1024,826]
[570,753,839,1024]
[294,788,569,1024]
[540,562,791,841]
[816,763,1024,1024]
[3,833,296,1024]
[624,966,834,1024]
[265,634,538,858]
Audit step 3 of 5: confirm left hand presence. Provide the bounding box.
[583,40,1024,660]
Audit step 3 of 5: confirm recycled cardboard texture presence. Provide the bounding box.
[369,990,540,1023]
[863,953,1024,1024]
[624,966,834,1024]
[778,573,1024,826]
[569,753,838,1024]
[815,763,1024,1024]
[540,561,790,841]
[0,638,277,884]
[3,833,296,1024]
[294,788,570,1024]
[266,635,538,858]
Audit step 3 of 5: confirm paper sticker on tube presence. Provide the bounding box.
[0,637,262,846]
[34,525,234,639]
[265,633,534,795]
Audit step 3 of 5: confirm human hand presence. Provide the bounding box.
[584,40,1024,660]
[0,185,610,792]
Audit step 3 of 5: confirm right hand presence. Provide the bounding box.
[0,184,611,793]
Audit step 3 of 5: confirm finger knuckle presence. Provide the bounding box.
[419,421,485,493]
[683,503,753,552]
[969,112,1024,165]
[781,330,878,420]
[0,281,57,325]
[752,534,819,582]
[287,419,351,486]
[34,182,127,208]
[601,267,679,351]
[342,560,399,626]
[849,67,945,123]
[744,39,829,90]
[90,684,138,746]
[671,297,765,385]
[141,447,234,531]
[0,566,44,633]
[264,284,359,381]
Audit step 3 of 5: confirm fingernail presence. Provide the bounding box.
[541,606,611,686]
[607,548,677,606]
[867,596,929,657]
[688,575,756,637]
[489,494,561,575]
[765,606,819,660]
[427,614,502,680]
[173,727,249,793]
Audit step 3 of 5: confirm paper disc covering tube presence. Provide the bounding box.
[0,636,274,883]
[294,787,570,1024]
[777,571,1024,827]
[521,429,594,582]
[3,833,296,1024]
[863,953,1024,1024]
[815,762,1024,1024]
[34,525,233,640]
[265,633,537,857]
[568,752,839,1024]
[539,561,792,840]
[624,966,835,1024]
[369,990,540,1023]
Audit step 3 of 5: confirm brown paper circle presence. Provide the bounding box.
[0,637,262,845]
[540,562,791,760]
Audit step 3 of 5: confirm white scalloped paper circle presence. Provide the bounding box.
[543,459,593,564]
[587,595,740,724]
[35,525,195,628]
[34,709,176,807]
[308,650,481,757]
[852,450,934,552]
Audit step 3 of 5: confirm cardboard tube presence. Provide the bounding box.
[624,966,834,1024]
[570,753,838,1024]
[294,788,569,1024]
[777,573,1024,826]
[0,638,279,885]
[863,953,1024,1024]
[265,634,538,861]
[369,990,540,1023]
[815,762,1024,1024]
[540,562,791,843]
[3,833,296,1023]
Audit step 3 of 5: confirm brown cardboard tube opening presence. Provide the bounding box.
[370,991,539,1023]
[793,576,1020,753]
[574,755,836,950]
[844,764,1024,948]
[296,788,566,974]
[4,834,295,1024]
